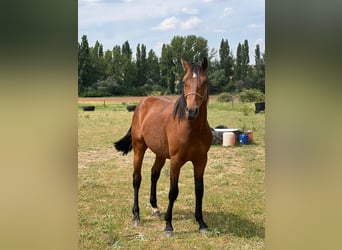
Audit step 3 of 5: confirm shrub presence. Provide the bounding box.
[241,103,254,116]
[217,92,233,103]
[239,89,265,103]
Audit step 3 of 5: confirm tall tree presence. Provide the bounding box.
[136,44,147,86]
[234,40,250,91]
[254,44,265,92]
[170,36,185,88]
[170,35,208,92]
[104,49,112,77]
[78,35,92,95]
[146,49,160,86]
[121,41,136,87]
[90,40,106,82]
[160,44,175,93]
[111,45,123,84]
[77,34,266,97]
[241,39,250,80]
[235,42,243,82]
[219,38,234,87]
[255,44,261,65]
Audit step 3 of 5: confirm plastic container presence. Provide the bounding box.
[239,133,249,145]
[246,130,253,142]
[222,132,235,146]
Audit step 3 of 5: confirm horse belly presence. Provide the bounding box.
[141,115,171,159]
[144,129,170,159]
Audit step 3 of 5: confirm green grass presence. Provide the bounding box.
[78,99,265,249]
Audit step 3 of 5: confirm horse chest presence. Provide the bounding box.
[168,128,211,158]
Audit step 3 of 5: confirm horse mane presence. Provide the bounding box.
[173,87,187,122]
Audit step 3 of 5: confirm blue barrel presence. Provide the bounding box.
[239,133,249,145]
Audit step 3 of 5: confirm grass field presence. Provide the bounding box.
[78,97,265,249]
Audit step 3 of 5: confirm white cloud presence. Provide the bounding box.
[220,7,233,18]
[152,16,202,31]
[182,7,199,15]
[180,16,202,30]
[79,1,183,29]
[152,16,179,31]
[248,23,259,29]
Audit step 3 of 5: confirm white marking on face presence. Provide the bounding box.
[192,73,197,78]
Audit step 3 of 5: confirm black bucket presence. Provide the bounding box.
[255,102,265,113]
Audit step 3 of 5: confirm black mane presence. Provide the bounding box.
[173,87,187,122]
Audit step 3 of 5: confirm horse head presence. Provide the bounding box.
[181,58,208,120]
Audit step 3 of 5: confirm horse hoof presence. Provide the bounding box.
[132,219,140,227]
[199,228,209,234]
[152,210,161,218]
[164,230,174,238]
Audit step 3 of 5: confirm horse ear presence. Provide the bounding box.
[201,57,208,71]
[181,59,191,72]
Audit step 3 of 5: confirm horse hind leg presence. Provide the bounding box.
[150,156,166,218]
[132,142,147,226]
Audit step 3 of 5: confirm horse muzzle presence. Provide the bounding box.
[185,106,199,120]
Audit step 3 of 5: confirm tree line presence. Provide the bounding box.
[78,34,265,97]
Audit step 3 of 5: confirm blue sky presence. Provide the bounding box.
[78,0,264,61]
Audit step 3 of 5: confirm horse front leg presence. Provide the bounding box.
[164,158,183,237]
[193,158,209,233]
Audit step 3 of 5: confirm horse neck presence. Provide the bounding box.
[199,104,208,122]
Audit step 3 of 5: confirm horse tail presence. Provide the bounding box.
[114,126,133,155]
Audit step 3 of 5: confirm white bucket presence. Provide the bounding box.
[222,132,235,146]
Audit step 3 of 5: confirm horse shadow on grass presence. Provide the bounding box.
[204,210,265,239]
[144,209,264,239]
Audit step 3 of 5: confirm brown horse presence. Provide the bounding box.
[114,58,212,237]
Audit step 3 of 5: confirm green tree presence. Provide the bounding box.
[78,35,93,95]
[136,44,147,86]
[111,45,123,85]
[160,44,175,93]
[90,40,106,82]
[104,49,113,77]
[121,41,136,88]
[219,38,234,89]
[169,35,209,92]
[234,40,250,91]
[146,49,160,86]
[78,35,265,97]
[234,42,243,82]
[241,39,250,80]
[241,43,265,92]
[254,44,265,93]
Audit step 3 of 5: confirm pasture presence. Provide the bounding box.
[78,97,265,249]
